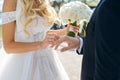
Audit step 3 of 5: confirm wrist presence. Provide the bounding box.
[36,42,44,50]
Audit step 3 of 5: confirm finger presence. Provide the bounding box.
[50,39,61,48]
[50,41,57,48]
[48,34,60,42]
[50,44,55,48]
[75,26,80,29]
[54,42,61,50]
[74,27,79,31]
[54,35,60,41]
[47,35,55,42]
[74,27,80,31]
[73,29,79,35]
[50,36,64,48]
[61,46,72,52]
[50,39,59,48]
[48,41,54,44]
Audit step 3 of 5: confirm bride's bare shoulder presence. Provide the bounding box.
[3,0,17,12]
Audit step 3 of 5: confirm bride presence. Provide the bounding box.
[0,0,69,80]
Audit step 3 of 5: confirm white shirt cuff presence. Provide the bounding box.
[77,37,83,53]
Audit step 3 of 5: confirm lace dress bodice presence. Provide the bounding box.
[2,0,50,42]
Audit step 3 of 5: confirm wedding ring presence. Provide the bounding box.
[49,37,53,41]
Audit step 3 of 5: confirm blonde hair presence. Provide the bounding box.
[19,0,57,35]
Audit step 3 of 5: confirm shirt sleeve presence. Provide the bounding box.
[76,37,83,54]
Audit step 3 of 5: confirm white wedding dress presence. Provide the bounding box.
[0,0,69,80]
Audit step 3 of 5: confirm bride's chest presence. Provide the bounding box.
[15,18,50,42]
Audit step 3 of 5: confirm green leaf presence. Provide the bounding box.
[67,31,76,37]
[72,21,77,26]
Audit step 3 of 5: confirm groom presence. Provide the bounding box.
[51,0,120,80]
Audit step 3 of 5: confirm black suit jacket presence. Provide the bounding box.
[78,0,120,80]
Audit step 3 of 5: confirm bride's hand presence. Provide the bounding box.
[66,24,80,35]
[42,33,60,49]
[73,26,80,35]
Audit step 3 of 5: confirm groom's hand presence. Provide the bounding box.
[51,36,80,52]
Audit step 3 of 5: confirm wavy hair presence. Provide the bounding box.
[19,0,57,35]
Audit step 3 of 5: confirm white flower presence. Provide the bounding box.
[59,1,93,25]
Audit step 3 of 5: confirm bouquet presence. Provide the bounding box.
[59,1,93,37]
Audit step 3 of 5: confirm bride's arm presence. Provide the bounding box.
[47,24,72,36]
[2,0,49,54]
[47,27,68,36]
[47,24,79,36]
